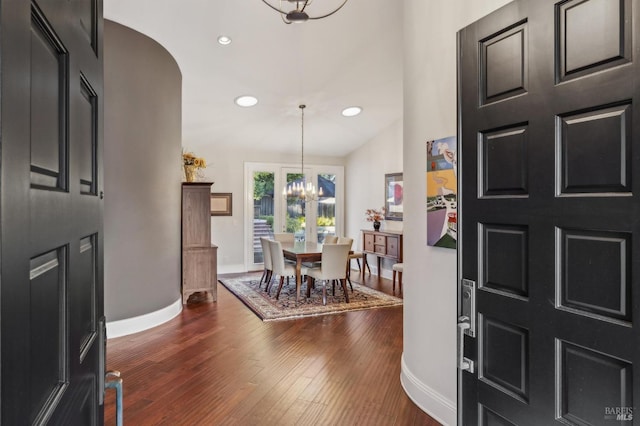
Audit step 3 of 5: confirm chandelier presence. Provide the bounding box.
[283,105,323,201]
[261,0,349,24]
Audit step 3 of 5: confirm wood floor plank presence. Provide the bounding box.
[104,272,441,425]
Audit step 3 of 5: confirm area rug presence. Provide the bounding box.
[219,274,403,322]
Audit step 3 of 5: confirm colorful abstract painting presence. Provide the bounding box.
[426,136,457,249]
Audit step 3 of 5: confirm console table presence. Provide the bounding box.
[361,229,403,276]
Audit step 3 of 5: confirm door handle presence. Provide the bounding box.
[457,316,475,373]
[461,279,476,337]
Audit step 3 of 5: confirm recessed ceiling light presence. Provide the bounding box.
[217,35,232,45]
[235,95,258,107]
[342,106,362,117]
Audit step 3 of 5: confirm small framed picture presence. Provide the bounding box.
[210,193,232,216]
[385,173,403,221]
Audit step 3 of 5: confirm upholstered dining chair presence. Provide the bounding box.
[259,237,273,290]
[346,239,370,282]
[337,236,353,246]
[273,232,295,243]
[268,239,307,299]
[303,234,338,268]
[337,236,356,291]
[305,243,351,305]
[274,232,297,265]
[323,235,339,244]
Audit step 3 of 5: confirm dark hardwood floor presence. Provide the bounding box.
[104,271,441,425]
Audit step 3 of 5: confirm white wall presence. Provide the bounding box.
[401,1,513,425]
[188,143,344,273]
[345,119,403,278]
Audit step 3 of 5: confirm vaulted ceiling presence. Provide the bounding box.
[104,0,403,157]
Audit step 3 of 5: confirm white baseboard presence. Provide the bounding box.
[218,264,394,279]
[367,265,392,280]
[106,298,183,339]
[218,263,247,274]
[400,354,456,426]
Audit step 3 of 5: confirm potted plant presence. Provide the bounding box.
[365,207,385,231]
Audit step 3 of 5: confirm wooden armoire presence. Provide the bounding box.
[181,183,218,303]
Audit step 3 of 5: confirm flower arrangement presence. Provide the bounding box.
[183,151,207,169]
[365,207,385,222]
[182,150,207,182]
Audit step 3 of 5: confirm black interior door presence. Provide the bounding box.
[459,0,639,424]
[1,0,104,424]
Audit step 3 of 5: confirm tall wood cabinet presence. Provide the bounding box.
[182,183,218,303]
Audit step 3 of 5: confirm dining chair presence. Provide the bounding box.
[346,237,370,281]
[259,237,273,290]
[274,232,297,265]
[303,234,338,269]
[268,239,307,299]
[337,237,355,291]
[324,235,339,244]
[273,232,295,243]
[305,243,351,305]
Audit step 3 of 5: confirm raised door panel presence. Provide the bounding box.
[182,247,217,303]
[556,0,631,82]
[558,341,632,424]
[78,76,98,195]
[558,103,631,195]
[480,21,528,105]
[363,232,375,252]
[480,125,529,197]
[182,186,211,248]
[30,12,68,191]
[29,247,67,424]
[78,0,98,54]
[183,248,214,290]
[374,244,386,255]
[387,236,399,258]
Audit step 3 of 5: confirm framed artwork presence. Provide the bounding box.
[210,193,232,216]
[426,136,457,249]
[384,173,403,221]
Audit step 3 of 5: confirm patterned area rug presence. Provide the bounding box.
[219,274,403,322]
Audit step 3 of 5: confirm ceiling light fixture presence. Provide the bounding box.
[341,106,362,117]
[283,105,322,200]
[261,0,349,24]
[235,95,258,107]
[217,35,232,45]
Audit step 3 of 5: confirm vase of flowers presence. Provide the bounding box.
[182,150,207,182]
[365,207,385,231]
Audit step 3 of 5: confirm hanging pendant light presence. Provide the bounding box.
[261,0,349,24]
[283,105,323,201]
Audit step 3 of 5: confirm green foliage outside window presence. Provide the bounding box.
[317,216,335,226]
[257,215,273,228]
[286,216,305,233]
[253,172,274,200]
[287,173,303,183]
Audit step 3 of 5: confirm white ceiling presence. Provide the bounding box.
[104,0,403,157]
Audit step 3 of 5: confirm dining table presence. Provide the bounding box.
[280,241,323,302]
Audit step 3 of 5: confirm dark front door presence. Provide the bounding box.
[459,0,639,424]
[1,0,104,424]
